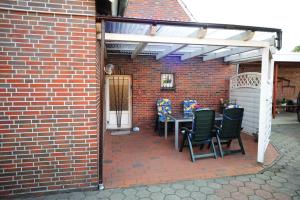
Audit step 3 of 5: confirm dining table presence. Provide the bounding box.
[164,112,223,150]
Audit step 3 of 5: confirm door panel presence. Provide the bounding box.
[106,76,132,129]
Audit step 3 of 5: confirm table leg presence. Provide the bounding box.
[164,120,168,139]
[175,121,179,150]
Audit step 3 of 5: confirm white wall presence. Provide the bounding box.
[230,88,260,134]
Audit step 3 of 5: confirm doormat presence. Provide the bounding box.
[111,130,131,136]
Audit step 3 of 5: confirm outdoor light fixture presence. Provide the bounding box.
[104,64,114,75]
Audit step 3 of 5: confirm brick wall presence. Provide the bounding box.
[107,56,236,129]
[124,0,190,21]
[239,63,300,100]
[0,1,97,196]
[276,65,300,100]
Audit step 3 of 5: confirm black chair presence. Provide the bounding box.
[215,108,245,158]
[180,109,217,162]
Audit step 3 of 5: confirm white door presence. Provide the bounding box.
[258,48,274,163]
[105,75,132,129]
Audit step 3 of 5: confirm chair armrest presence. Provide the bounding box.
[181,127,192,134]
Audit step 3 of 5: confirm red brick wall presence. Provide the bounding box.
[107,56,236,129]
[124,0,190,21]
[239,63,300,100]
[0,2,97,196]
[239,64,261,73]
[276,65,300,100]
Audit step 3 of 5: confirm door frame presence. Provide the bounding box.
[105,75,132,130]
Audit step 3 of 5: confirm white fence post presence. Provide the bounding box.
[257,47,273,163]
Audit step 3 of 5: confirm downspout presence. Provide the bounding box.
[98,20,105,190]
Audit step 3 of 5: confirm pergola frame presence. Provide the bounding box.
[96,15,282,189]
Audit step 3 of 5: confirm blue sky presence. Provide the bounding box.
[183,0,300,52]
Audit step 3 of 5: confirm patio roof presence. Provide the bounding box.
[96,16,282,63]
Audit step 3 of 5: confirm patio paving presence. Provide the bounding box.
[103,129,277,188]
[13,124,300,200]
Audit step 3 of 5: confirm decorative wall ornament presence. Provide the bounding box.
[161,73,175,90]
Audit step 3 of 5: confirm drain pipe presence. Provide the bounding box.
[97,20,105,191]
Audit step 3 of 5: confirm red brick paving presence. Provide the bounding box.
[103,130,278,188]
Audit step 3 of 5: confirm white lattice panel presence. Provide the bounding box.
[230,72,261,89]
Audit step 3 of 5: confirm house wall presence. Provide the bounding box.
[239,63,300,100]
[0,1,97,196]
[107,55,236,129]
[124,0,190,21]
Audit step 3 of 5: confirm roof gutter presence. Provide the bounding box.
[97,15,282,50]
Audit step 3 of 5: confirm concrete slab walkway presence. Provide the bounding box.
[13,124,300,200]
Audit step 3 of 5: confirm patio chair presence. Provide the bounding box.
[156,98,174,136]
[183,100,198,117]
[179,109,217,162]
[215,108,245,158]
[181,99,198,129]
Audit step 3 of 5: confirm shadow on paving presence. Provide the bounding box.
[14,124,300,200]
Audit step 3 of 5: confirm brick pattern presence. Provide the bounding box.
[0,0,95,15]
[0,4,97,196]
[239,63,300,100]
[124,0,190,21]
[107,56,236,129]
[104,130,278,188]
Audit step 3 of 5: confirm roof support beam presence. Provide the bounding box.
[181,30,255,60]
[131,25,156,59]
[156,28,207,60]
[203,37,275,61]
[224,49,263,63]
[98,32,269,48]
[203,47,256,61]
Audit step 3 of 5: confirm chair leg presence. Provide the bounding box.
[179,134,187,152]
[216,135,224,158]
[187,134,195,162]
[155,116,158,131]
[158,121,161,136]
[237,136,245,155]
[210,139,217,159]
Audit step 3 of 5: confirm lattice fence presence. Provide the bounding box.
[230,72,261,89]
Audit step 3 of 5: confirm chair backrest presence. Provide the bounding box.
[183,100,197,117]
[192,109,215,141]
[157,98,172,121]
[220,108,244,139]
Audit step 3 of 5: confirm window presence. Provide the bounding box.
[161,73,175,90]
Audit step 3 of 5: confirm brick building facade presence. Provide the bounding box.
[107,56,235,129]
[0,0,237,197]
[124,0,191,21]
[0,1,97,196]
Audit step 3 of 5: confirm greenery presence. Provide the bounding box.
[293,45,300,52]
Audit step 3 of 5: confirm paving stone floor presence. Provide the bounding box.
[14,124,300,200]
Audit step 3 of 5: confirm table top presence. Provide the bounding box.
[167,113,223,122]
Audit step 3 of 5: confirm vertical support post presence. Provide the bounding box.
[175,121,179,150]
[164,119,168,139]
[272,63,278,118]
[257,47,271,163]
[98,20,105,190]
